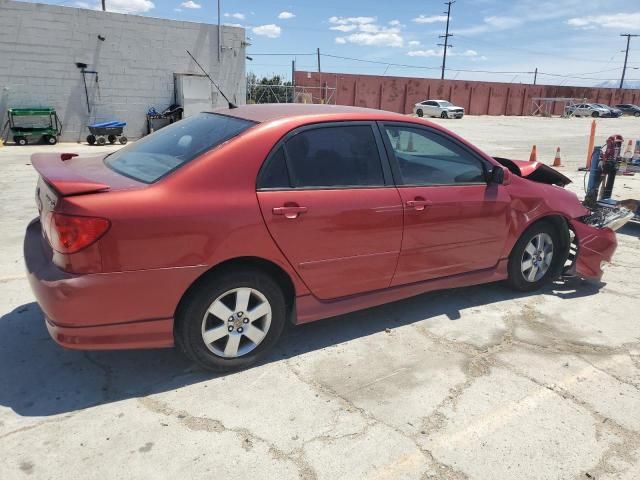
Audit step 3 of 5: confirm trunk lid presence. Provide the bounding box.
[32,152,142,197]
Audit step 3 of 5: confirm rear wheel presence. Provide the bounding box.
[118,136,128,145]
[176,268,287,372]
[416,109,423,117]
[46,135,57,145]
[97,136,106,146]
[591,111,599,118]
[634,112,640,117]
[441,111,449,119]
[14,136,27,145]
[86,135,96,145]
[507,222,560,291]
[107,134,117,144]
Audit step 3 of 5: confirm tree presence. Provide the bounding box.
[246,73,293,104]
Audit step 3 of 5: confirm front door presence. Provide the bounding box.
[379,122,511,286]
[257,122,403,300]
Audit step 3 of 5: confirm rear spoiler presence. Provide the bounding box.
[31,153,110,196]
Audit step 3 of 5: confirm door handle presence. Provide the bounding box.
[406,199,431,211]
[272,205,308,219]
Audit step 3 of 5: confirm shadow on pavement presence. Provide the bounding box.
[0,276,603,418]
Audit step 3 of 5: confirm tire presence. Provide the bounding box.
[108,134,117,144]
[507,221,561,292]
[97,136,106,146]
[14,136,27,145]
[46,135,57,145]
[118,136,128,145]
[416,109,423,117]
[441,111,448,119]
[634,112,640,117]
[87,135,96,145]
[591,111,599,118]
[175,268,287,372]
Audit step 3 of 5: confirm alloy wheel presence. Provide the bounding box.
[521,232,554,282]
[201,287,272,358]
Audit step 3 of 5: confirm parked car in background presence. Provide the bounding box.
[414,100,464,119]
[614,104,640,116]
[25,104,624,372]
[566,103,613,118]
[592,104,623,117]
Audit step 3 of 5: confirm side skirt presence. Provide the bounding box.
[295,259,509,324]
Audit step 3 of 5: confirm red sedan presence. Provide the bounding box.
[25,104,619,371]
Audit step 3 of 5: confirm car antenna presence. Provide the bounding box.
[186,49,237,109]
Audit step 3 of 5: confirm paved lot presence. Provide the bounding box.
[1,116,639,480]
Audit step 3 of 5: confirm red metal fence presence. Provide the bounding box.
[294,71,640,116]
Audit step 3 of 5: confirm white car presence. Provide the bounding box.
[414,100,464,119]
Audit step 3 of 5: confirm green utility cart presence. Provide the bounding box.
[2,108,63,145]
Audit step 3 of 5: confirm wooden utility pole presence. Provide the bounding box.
[316,48,321,72]
[438,1,455,80]
[101,0,105,11]
[533,67,538,85]
[620,34,638,89]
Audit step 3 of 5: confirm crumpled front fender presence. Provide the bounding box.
[568,219,617,280]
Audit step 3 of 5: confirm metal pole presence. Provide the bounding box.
[438,1,454,80]
[101,0,105,11]
[291,59,295,103]
[533,67,537,85]
[217,0,221,62]
[620,34,638,89]
[317,48,321,72]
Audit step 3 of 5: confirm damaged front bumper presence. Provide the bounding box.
[567,219,617,280]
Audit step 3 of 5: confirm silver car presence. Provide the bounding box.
[414,99,464,119]
[566,103,611,118]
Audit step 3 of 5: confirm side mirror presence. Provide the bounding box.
[490,165,505,184]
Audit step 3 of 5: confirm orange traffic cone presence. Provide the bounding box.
[529,145,537,162]
[552,147,562,167]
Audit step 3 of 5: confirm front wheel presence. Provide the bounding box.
[118,136,128,145]
[591,111,599,118]
[634,112,640,117]
[507,222,560,291]
[87,135,96,145]
[175,268,287,372]
[441,111,449,119]
[416,109,423,117]
[46,135,57,145]
[14,136,27,145]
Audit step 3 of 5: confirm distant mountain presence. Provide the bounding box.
[595,80,640,89]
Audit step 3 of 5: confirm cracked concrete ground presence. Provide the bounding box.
[1,116,639,479]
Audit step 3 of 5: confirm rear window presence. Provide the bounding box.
[104,113,255,183]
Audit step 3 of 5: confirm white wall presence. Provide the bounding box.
[0,0,246,141]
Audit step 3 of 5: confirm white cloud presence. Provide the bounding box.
[75,0,154,13]
[180,0,200,8]
[278,11,295,20]
[252,24,282,38]
[224,12,245,20]
[412,14,447,24]
[224,23,243,28]
[329,16,376,25]
[407,48,479,57]
[330,16,404,47]
[453,15,521,35]
[336,32,403,48]
[567,12,640,30]
[408,40,421,47]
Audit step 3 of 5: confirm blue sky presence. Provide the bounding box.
[33,0,640,86]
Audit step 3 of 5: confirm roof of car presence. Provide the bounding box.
[215,103,407,123]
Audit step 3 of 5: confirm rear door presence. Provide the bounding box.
[379,122,511,285]
[257,122,403,300]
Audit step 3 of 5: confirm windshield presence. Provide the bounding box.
[104,113,255,183]
[439,101,453,107]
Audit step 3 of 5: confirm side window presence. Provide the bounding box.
[383,125,486,185]
[284,125,385,188]
[258,146,290,189]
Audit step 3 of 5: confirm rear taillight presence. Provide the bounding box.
[46,213,110,254]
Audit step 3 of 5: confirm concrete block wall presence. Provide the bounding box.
[0,0,245,141]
